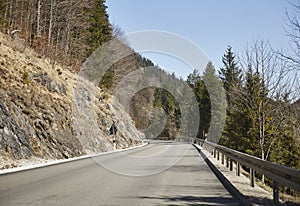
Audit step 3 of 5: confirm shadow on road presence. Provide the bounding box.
[137,195,239,206]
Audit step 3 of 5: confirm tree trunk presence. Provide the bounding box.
[36,0,41,36]
[48,0,53,46]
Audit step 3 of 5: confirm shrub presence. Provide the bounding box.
[22,70,30,84]
[102,92,109,100]
[99,70,114,90]
[245,149,254,156]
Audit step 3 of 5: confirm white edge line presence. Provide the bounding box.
[0,142,149,175]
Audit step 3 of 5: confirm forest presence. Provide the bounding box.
[0,0,112,69]
[0,0,299,195]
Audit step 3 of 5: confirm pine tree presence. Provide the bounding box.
[243,62,277,183]
[86,0,112,55]
[154,88,180,139]
[218,47,244,149]
[203,62,226,144]
[219,46,242,102]
[243,65,262,153]
[186,69,211,138]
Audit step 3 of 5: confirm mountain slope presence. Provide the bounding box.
[0,32,144,169]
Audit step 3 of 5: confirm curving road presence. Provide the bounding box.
[0,142,240,206]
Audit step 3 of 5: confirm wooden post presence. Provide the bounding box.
[217,151,220,160]
[213,148,216,158]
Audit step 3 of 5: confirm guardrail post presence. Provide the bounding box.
[236,162,240,176]
[221,153,224,165]
[217,151,219,160]
[273,180,279,206]
[230,159,233,171]
[226,156,229,168]
[250,168,255,187]
[213,148,216,158]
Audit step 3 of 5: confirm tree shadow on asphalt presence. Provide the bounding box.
[137,195,239,206]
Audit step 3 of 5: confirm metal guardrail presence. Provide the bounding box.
[195,139,300,205]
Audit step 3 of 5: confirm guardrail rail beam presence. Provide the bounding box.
[195,139,300,206]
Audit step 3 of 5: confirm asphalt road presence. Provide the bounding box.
[0,142,240,206]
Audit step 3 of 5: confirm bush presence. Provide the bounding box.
[245,149,254,156]
[99,70,114,90]
[22,70,30,84]
[102,92,109,100]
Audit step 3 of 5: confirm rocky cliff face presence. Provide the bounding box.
[0,32,144,169]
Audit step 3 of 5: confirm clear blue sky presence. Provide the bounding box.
[106,0,294,79]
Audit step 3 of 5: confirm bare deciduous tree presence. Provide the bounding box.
[232,40,292,183]
[279,2,300,98]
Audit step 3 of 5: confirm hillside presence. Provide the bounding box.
[0,32,144,169]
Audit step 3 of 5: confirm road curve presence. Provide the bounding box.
[0,142,239,206]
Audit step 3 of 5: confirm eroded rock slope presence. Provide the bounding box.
[0,33,144,169]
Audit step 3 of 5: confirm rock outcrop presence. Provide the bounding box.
[0,32,144,169]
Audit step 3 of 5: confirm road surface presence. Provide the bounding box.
[0,142,240,206]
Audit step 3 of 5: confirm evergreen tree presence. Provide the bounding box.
[219,46,242,101]
[154,88,180,139]
[203,62,226,144]
[86,0,112,55]
[186,69,211,138]
[218,47,244,149]
[244,64,273,157]
[243,65,262,153]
